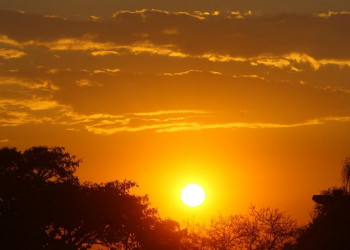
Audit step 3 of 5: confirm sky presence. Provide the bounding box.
[1,1,350,224]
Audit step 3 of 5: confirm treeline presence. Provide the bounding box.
[1,146,350,249]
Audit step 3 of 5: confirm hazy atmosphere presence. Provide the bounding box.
[1,2,350,247]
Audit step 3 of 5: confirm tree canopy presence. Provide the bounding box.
[182,206,298,250]
[294,158,350,250]
[0,146,184,249]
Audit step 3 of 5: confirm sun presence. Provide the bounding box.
[181,184,205,207]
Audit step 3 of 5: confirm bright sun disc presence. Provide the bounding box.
[181,184,205,207]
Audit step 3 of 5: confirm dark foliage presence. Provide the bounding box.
[182,206,298,250]
[341,157,350,192]
[295,187,350,250]
[0,146,184,249]
[295,156,350,250]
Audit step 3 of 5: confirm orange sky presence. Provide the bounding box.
[1,3,350,224]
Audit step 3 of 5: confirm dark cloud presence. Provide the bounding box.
[1,0,350,20]
[1,9,350,60]
[1,9,350,134]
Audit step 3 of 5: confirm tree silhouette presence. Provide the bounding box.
[295,157,350,249]
[205,206,298,250]
[341,157,350,192]
[180,206,298,250]
[206,214,248,249]
[0,146,184,249]
[295,187,350,249]
[0,146,81,249]
[180,220,208,250]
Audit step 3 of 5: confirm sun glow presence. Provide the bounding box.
[181,184,205,207]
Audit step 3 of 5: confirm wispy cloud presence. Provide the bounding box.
[112,9,212,20]
[155,120,323,133]
[232,74,265,80]
[315,11,350,18]
[92,68,120,74]
[0,77,59,90]
[132,110,209,116]
[161,70,201,76]
[1,87,350,134]
[0,98,63,111]
[0,35,22,47]
[2,9,350,62]
[30,38,350,70]
[90,50,120,56]
[0,48,26,59]
[2,21,350,72]
[81,115,350,135]
[0,109,54,126]
[1,9,350,137]
[76,79,102,87]
[82,115,350,135]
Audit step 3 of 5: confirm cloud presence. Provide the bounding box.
[92,68,120,74]
[0,88,212,134]
[9,35,344,71]
[41,38,350,70]
[0,76,59,91]
[1,81,350,134]
[161,70,201,76]
[65,109,210,135]
[2,0,350,20]
[0,98,64,111]
[38,38,116,51]
[112,9,212,20]
[0,139,9,143]
[66,128,80,131]
[316,10,350,18]
[85,122,187,135]
[1,9,350,60]
[155,119,323,133]
[0,48,26,59]
[2,9,350,71]
[90,50,120,56]
[132,110,208,116]
[0,96,123,127]
[89,15,101,21]
[1,9,350,137]
[251,58,291,69]
[250,53,350,70]
[163,28,179,35]
[83,115,350,135]
[22,38,190,59]
[0,35,22,47]
[43,14,66,20]
[0,96,213,134]
[232,74,265,80]
[76,79,102,87]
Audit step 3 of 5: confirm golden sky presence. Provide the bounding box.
[1,2,350,223]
